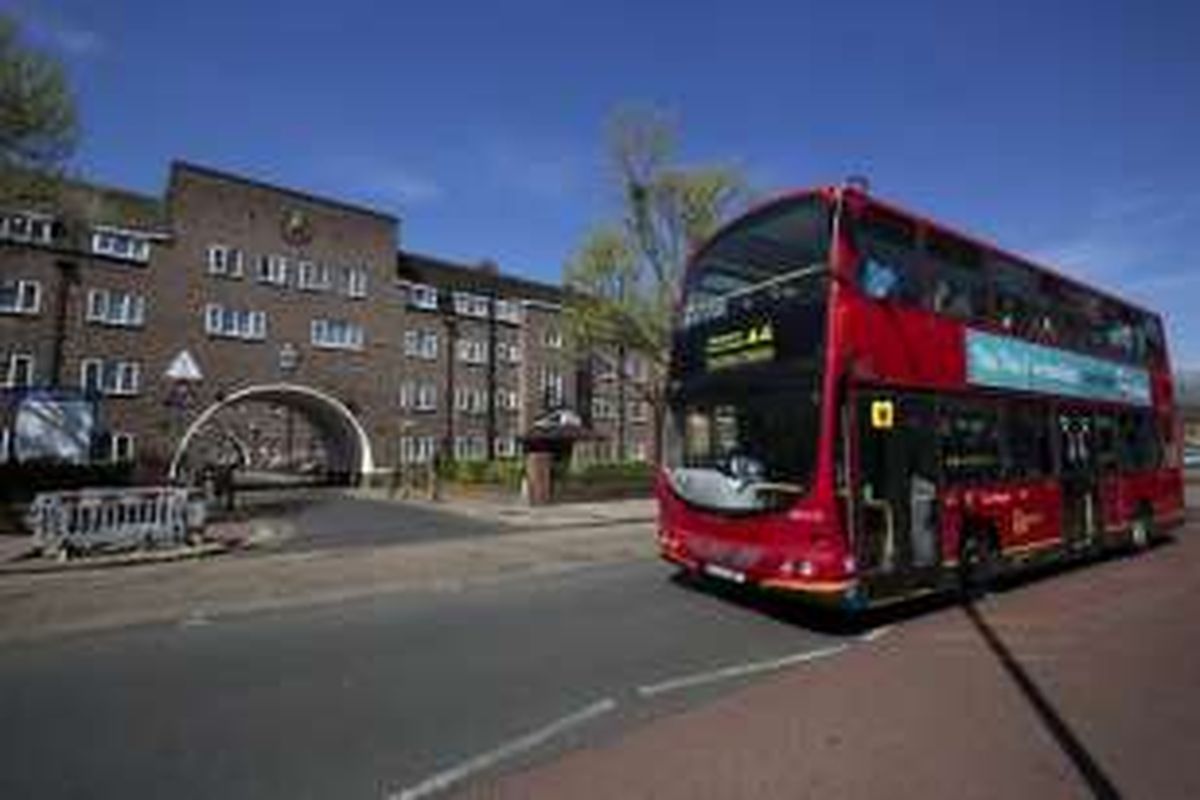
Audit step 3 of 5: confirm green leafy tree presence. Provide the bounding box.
[564,108,748,464]
[0,13,79,201]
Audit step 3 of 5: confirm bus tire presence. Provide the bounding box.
[958,528,995,602]
[1130,504,1153,550]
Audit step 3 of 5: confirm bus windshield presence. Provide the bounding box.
[667,196,831,513]
[665,373,822,513]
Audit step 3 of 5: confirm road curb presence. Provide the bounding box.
[0,540,237,576]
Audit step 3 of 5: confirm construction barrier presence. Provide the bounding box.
[26,486,206,556]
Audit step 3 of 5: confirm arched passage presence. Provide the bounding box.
[169,383,375,483]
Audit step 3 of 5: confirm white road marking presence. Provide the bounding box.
[859,624,894,643]
[636,644,850,698]
[387,698,617,800]
[179,612,212,627]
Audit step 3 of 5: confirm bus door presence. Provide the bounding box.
[1057,408,1098,547]
[855,392,941,589]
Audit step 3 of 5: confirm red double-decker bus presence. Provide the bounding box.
[657,184,1185,609]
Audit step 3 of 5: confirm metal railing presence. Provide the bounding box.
[26,486,206,556]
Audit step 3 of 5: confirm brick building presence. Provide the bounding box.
[0,162,653,482]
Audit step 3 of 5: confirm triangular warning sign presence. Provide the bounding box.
[165,349,203,382]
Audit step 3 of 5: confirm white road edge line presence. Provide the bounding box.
[387,698,617,800]
[859,624,894,643]
[637,644,850,698]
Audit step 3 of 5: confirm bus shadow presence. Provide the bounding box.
[667,569,957,637]
[992,534,1177,595]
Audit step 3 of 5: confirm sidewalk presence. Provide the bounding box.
[462,522,1200,799]
[350,488,657,530]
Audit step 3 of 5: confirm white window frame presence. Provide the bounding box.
[86,288,146,327]
[544,328,563,349]
[257,254,289,286]
[494,299,522,325]
[204,303,267,341]
[457,338,488,365]
[1,212,54,245]
[110,432,136,463]
[79,358,140,396]
[344,265,369,298]
[298,261,332,291]
[91,228,152,263]
[410,283,439,311]
[311,318,365,351]
[207,244,243,277]
[495,436,518,458]
[404,330,439,360]
[415,383,438,411]
[3,353,34,388]
[0,279,41,315]
[453,291,490,319]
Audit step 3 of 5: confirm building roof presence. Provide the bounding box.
[397,250,564,305]
[0,168,166,231]
[170,160,399,224]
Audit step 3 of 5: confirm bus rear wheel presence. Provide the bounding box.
[958,530,995,602]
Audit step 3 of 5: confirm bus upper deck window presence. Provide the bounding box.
[861,258,899,299]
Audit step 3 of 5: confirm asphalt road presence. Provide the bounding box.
[0,559,849,800]
[230,488,508,551]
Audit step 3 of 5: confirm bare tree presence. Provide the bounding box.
[564,107,748,463]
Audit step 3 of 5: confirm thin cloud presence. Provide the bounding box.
[322,157,445,209]
[1032,189,1200,287]
[10,4,106,57]
[360,168,444,204]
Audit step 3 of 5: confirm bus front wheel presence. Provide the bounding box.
[1130,504,1153,550]
[958,530,995,602]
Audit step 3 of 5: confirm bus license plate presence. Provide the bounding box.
[703,563,746,584]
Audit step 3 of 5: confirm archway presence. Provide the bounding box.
[169,383,375,484]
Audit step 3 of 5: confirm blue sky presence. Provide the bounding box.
[8,0,1200,366]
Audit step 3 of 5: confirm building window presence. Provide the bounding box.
[629,399,648,423]
[592,396,616,421]
[297,261,332,291]
[455,387,488,415]
[86,288,145,327]
[457,338,488,365]
[497,342,521,364]
[207,244,244,277]
[495,299,522,325]
[400,435,437,464]
[0,279,41,315]
[110,432,136,463]
[544,328,563,349]
[403,330,439,360]
[454,435,487,462]
[540,368,564,406]
[80,358,140,396]
[409,283,438,310]
[495,436,518,458]
[343,265,368,298]
[2,353,34,388]
[400,381,438,411]
[631,440,648,462]
[92,229,152,263]
[205,304,266,341]
[453,291,490,319]
[0,427,8,462]
[311,318,364,350]
[0,212,55,245]
[498,389,521,412]
[257,254,289,286]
